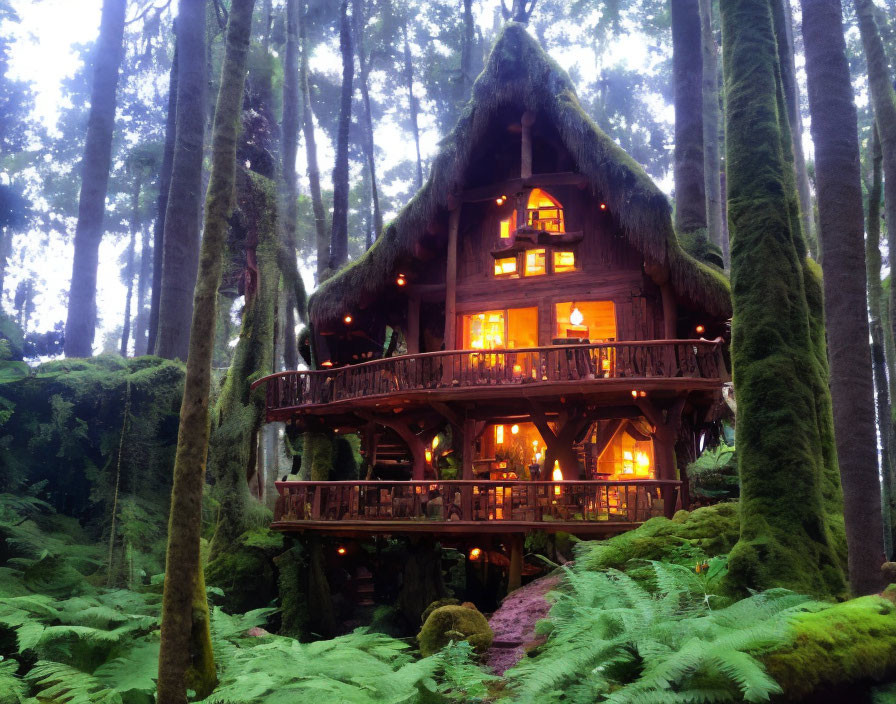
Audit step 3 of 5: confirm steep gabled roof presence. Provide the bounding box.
[309,23,731,328]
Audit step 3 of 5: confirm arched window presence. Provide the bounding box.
[526,188,565,233]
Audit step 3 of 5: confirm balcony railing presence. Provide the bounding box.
[273,479,682,527]
[254,339,725,412]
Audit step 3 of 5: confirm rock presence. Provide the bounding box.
[417,603,493,657]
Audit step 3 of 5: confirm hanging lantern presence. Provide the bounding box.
[396,274,406,286]
[695,324,705,334]
[432,435,440,450]
[511,424,520,435]
[337,546,347,555]
[570,306,584,327]
[600,203,607,210]
[343,314,353,324]
[469,547,482,560]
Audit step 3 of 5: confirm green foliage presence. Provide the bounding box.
[417,604,494,658]
[505,562,818,703]
[205,528,284,614]
[687,443,738,501]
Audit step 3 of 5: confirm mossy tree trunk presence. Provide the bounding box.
[720,0,846,596]
[155,0,207,361]
[63,0,126,358]
[329,0,353,272]
[866,127,896,557]
[156,1,255,702]
[671,0,706,239]
[698,0,725,264]
[208,170,279,557]
[800,0,885,595]
[298,2,329,283]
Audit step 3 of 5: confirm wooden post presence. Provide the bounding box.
[461,417,475,520]
[521,111,535,179]
[407,295,420,355]
[508,533,524,593]
[660,282,677,339]
[444,207,460,352]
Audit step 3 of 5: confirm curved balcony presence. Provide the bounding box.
[254,340,726,420]
[272,478,682,536]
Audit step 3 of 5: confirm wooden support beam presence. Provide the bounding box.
[508,533,524,593]
[660,282,677,340]
[430,401,462,429]
[444,207,460,353]
[407,296,420,355]
[356,411,427,480]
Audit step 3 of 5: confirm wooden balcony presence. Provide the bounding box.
[272,479,682,537]
[256,340,726,421]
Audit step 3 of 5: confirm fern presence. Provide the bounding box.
[0,657,27,704]
[26,660,122,704]
[504,562,817,704]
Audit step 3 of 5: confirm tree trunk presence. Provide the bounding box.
[403,21,423,189]
[854,0,896,438]
[281,0,300,369]
[777,0,818,259]
[698,0,725,263]
[156,1,255,701]
[719,0,846,596]
[155,0,207,361]
[133,221,152,355]
[459,0,474,102]
[866,126,896,557]
[800,0,885,595]
[120,174,141,357]
[63,0,126,358]
[299,3,329,282]
[671,0,706,237]
[353,0,382,249]
[328,0,353,271]
[146,43,178,356]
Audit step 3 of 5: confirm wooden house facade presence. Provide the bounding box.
[253,24,731,572]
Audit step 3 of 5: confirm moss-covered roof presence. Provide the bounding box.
[309,23,731,328]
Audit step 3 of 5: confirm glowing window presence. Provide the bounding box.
[499,211,516,239]
[524,249,546,276]
[462,307,537,350]
[494,256,518,276]
[526,188,565,233]
[553,250,576,273]
[596,423,655,480]
[555,301,616,341]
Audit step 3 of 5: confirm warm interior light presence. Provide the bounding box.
[321,360,333,367]
[511,424,520,435]
[524,249,546,276]
[639,391,647,397]
[496,197,503,205]
[343,314,353,324]
[432,435,439,450]
[553,250,576,273]
[495,256,517,276]
[425,449,433,463]
[600,203,607,210]
[337,547,347,555]
[696,324,706,334]
[469,547,482,560]
[569,306,584,327]
[631,389,638,398]
[396,274,406,286]
[553,460,563,495]
[496,425,505,444]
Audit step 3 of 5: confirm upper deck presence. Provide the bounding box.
[255,339,726,422]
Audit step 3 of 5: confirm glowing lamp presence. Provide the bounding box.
[343,314,353,324]
[553,460,563,495]
[469,547,482,560]
[321,360,333,367]
[337,547,347,555]
[695,324,705,334]
[631,389,638,398]
[495,197,503,205]
[639,391,647,397]
[396,274,406,286]
[511,424,520,435]
[496,425,505,444]
[425,449,433,463]
[513,363,522,374]
[432,435,439,450]
[570,307,584,327]
[600,203,607,210]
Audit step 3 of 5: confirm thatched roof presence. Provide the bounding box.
[309,23,731,328]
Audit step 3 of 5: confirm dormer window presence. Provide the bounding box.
[527,188,564,233]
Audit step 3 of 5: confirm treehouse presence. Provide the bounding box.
[254,25,731,561]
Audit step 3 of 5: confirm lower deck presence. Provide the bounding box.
[273,478,681,538]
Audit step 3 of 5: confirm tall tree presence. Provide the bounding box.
[299,2,329,281]
[698,0,725,263]
[799,0,885,594]
[328,0,354,271]
[133,221,152,355]
[156,0,255,700]
[146,43,178,356]
[282,0,300,369]
[720,0,846,596]
[119,169,142,357]
[671,0,706,242]
[352,0,383,246]
[155,0,207,360]
[402,18,423,189]
[63,0,126,358]
[854,0,896,387]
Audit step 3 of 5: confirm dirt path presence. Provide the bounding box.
[485,573,562,675]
